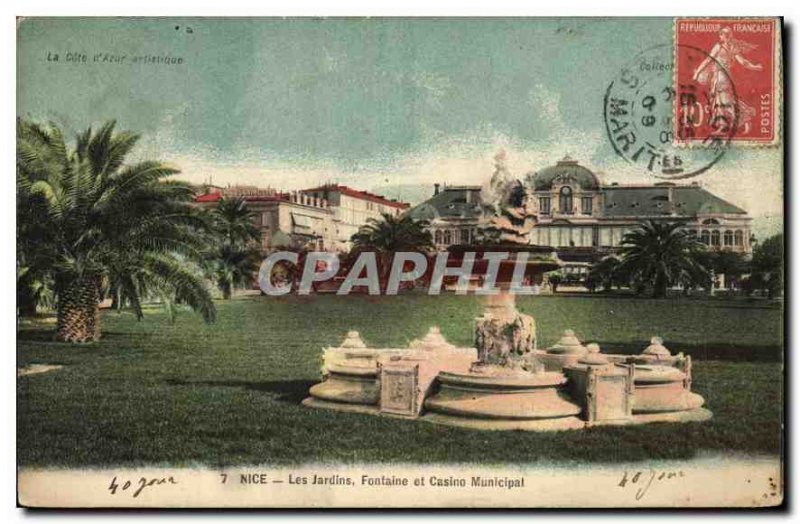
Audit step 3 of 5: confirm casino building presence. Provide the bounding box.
[405,157,752,280]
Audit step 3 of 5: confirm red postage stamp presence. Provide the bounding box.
[674,18,781,147]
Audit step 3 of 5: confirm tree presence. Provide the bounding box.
[204,197,262,299]
[751,233,783,298]
[17,119,215,342]
[706,250,749,289]
[209,197,261,246]
[206,243,262,300]
[548,273,562,293]
[351,213,434,252]
[587,256,622,292]
[618,221,708,299]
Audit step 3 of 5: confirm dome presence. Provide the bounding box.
[526,156,601,191]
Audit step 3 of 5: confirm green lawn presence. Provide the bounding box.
[17,294,783,467]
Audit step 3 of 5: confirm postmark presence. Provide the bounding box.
[603,44,734,180]
[674,18,781,147]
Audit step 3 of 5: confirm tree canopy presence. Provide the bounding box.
[17,119,215,341]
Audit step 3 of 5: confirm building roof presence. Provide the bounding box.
[404,175,747,222]
[527,157,601,191]
[302,184,410,209]
[602,185,747,217]
[194,191,290,204]
[194,192,223,203]
[404,186,483,221]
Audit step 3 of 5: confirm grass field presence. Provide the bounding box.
[17,294,783,467]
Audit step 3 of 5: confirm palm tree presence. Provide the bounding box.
[204,197,262,299]
[587,256,622,292]
[209,197,261,246]
[17,119,215,342]
[618,221,708,299]
[351,213,434,252]
[206,243,262,299]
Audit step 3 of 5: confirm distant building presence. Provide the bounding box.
[195,184,409,252]
[301,184,410,250]
[405,184,484,250]
[405,157,753,278]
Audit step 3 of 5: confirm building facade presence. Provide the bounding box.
[195,184,409,253]
[405,158,753,274]
[301,184,410,251]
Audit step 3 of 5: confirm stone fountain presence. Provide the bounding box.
[303,154,712,430]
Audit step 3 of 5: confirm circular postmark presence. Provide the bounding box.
[603,43,738,180]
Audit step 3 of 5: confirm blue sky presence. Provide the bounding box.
[17,17,782,238]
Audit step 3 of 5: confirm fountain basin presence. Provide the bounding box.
[424,370,582,420]
[622,364,705,413]
[308,363,380,405]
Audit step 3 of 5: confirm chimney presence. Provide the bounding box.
[434,183,440,195]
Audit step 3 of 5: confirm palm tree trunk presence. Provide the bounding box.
[110,285,122,312]
[56,275,101,342]
[653,272,668,299]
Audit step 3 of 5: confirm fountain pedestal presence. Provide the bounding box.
[475,292,536,365]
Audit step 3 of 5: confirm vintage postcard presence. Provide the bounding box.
[16,17,784,508]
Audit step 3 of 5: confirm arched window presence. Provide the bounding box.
[443,230,452,245]
[559,186,573,214]
[724,230,733,246]
[711,230,720,246]
[434,230,442,244]
[700,230,710,245]
[734,230,744,246]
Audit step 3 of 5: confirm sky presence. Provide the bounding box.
[17,17,783,239]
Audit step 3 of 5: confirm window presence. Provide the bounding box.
[711,230,720,246]
[443,230,452,245]
[453,229,461,245]
[581,196,593,215]
[700,230,710,245]
[724,230,733,246]
[734,230,744,246]
[463,228,471,245]
[559,187,573,214]
[539,197,551,215]
[434,230,442,244]
[600,227,611,247]
[554,227,568,247]
[541,228,551,246]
